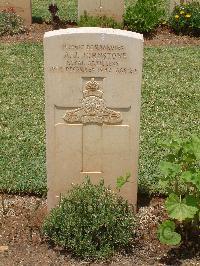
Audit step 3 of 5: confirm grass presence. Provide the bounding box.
[0,44,46,195]
[0,44,199,196]
[140,47,200,193]
[32,0,78,22]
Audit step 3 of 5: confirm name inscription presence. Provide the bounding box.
[50,43,137,75]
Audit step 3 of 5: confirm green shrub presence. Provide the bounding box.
[43,178,135,260]
[157,135,200,246]
[78,12,123,29]
[124,0,165,33]
[169,1,200,36]
[0,9,26,36]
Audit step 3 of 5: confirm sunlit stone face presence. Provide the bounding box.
[44,28,143,211]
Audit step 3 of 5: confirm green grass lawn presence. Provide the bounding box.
[32,0,78,22]
[0,44,199,196]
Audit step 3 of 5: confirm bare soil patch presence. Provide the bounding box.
[0,23,199,46]
[144,26,200,46]
[0,194,199,266]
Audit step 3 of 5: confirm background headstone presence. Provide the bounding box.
[44,28,143,211]
[0,0,32,25]
[78,0,124,23]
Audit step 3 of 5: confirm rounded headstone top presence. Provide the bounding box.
[44,27,143,41]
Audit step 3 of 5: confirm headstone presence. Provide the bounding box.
[44,28,143,211]
[78,0,124,23]
[0,0,32,26]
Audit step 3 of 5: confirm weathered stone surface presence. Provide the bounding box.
[44,28,143,211]
[78,0,124,22]
[0,0,32,25]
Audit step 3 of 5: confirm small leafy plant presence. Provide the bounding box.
[116,172,131,190]
[43,178,135,260]
[158,135,200,246]
[170,1,200,36]
[78,12,123,29]
[48,3,63,29]
[0,8,26,36]
[124,0,166,34]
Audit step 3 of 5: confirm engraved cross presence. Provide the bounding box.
[62,77,130,174]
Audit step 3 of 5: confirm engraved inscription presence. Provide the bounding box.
[63,78,122,125]
[50,43,137,75]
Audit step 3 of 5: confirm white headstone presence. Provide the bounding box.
[78,0,124,23]
[44,28,143,211]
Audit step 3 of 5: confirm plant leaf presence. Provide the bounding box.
[192,135,200,160]
[165,193,199,222]
[181,171,200,190]
[159,161,181,179]
[116,173,131,189]
[158,220,181,246]
[184,195,199,209]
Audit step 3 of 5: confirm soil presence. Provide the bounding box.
[0,23,199,265]
[0,194,199,266]
[0,23,199,46]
